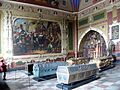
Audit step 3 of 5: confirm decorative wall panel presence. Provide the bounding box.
[93,12,105,21]
[79,17,88,26]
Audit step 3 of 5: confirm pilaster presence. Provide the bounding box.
[3,10,13,64]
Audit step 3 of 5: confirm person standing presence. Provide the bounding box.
[0,60,3,80]
[1,60,7,80]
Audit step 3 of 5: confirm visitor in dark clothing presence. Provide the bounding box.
[1,60,7,80]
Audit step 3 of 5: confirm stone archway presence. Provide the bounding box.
[78,27,107,58]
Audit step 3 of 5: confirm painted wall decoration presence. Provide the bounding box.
[11,0,59,8]
[79,31,107,58]
[92,0,102,4]
[112,25,119,40]
[13,18,61,55]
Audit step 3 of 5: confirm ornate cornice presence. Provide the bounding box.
[78,0,120,19]
[0,1,74,20]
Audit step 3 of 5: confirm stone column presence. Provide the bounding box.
[107,6,113,55]
[61,18,68,55]
[3,10,13,64]
[74,14,78,58]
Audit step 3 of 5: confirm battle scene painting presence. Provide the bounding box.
[13,18,61,55]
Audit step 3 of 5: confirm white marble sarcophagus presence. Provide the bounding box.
[56,63,98,84]
[33,61,67,77]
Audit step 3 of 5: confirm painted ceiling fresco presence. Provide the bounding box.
[11,0,59,8]
[10,0,72,11]
[10,0,103,12]
[10,0,81,12]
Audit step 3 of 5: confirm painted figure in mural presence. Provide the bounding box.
[47,43,53,53]
[38,32,45,50]
[18,24,28,54]
[19,24,27,35]
[33,33,39,50]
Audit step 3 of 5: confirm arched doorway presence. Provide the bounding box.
[79,30,107,58]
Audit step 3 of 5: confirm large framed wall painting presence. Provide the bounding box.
[13,18,61,55]
[111,25,119,40]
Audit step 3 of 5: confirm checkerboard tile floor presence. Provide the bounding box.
[0,64,120,90]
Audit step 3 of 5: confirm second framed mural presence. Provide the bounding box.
[109,23,120,44]
[111,25,119,40]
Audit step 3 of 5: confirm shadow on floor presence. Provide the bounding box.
[33,74,56,82]
[0,73,10,90]
[0,80,10,90]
